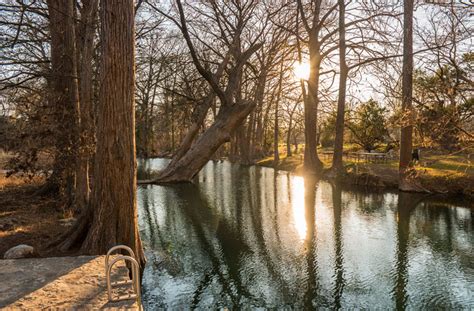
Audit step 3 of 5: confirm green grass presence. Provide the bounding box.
[422,155,472,174]
[257,147,473,196]
[258,151,473,178]
[257,154,304,171]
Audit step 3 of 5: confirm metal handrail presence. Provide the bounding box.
[105,245,135,272]
[105,245,141,309]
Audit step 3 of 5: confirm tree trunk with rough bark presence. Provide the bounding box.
[399,0,414,191]
[57,0,145,272]
[83,0,144,265]
[75,0,98,213]
[331,0,348,177]
[46,0,80,205]
[274,101,280,164]
[273,64,284,164]
[305,34,324,174]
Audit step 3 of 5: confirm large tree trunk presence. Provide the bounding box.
[331,0,348,177]
[83,0,144,265]
[75,0,98,213]
[57,0,145,271]
[46,0,80,205]
[399,0,414,191]
[147,102,255,183]
[304,35,324,174]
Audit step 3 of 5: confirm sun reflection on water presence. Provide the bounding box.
[291,176,307,240]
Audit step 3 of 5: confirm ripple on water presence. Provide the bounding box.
[138,159,474,309]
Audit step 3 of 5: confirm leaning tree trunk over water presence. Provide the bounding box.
[399,0,414,191]
[57,0,145,271]
[167,53,230,168]
[146,102,255,183]
[147,0,261,183]
[331,0,348,177]
[170,97,211,162]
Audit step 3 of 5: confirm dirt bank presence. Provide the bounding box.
[0,174,73,258]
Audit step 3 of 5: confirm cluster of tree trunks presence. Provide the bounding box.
[47,0,146,271]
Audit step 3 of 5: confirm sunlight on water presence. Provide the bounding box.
[290,176,306,240]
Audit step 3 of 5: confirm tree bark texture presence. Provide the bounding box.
[75,0,98,213]
[331,0,348,177]
[305,34,324,174]
[399,0,414,191]
[47,0,80,205]
[286,102,298,157]
[79,0,145,269]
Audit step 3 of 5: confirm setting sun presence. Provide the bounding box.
[293,61,310,80]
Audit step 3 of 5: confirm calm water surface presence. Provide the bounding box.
[138,158,473,310]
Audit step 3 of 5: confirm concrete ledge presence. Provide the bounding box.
[0,255,139,310]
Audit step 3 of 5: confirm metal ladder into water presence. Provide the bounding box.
[105,245,142,309]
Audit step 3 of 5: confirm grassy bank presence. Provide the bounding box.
[257,152,473,198]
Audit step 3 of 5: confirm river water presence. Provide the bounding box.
[137,158,473,310]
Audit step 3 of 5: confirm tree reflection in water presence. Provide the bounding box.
[139,158,473,309]
[303,175,319,309]
[331,183,345,310]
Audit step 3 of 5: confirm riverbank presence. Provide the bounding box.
[257,153,474,199]
[144,151,473,198]
[1,151,472,258]
[0,173,76,258]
